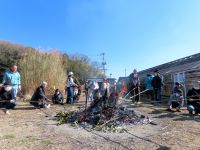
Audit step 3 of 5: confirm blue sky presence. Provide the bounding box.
[0,0,200,79]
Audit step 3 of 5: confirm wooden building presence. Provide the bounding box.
[138,53,200,97]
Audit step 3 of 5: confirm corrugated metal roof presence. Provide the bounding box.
[139,53,200,78]
[117,77,128,83]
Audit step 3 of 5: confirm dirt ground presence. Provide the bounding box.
[0,96,200,150]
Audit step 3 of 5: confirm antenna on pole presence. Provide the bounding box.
[100,52,107,77]
[110,73,112,78]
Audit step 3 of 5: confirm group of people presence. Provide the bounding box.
[85,78,118,114]
[0,64,21,114]
[128,68,163,103]
[30,71,81,107]
[166,80,200,114]
[128,68,200,114]
[85,78,111,103]
[0,64,54,114]
[0,64,81,114]
[0,64,200,116]
[144,69,164,103]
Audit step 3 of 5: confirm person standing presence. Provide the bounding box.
[86,80,96,102]
[66,72,77,104]
[101,78,110,106]
[129,69,140,102]
[151,69,163,104]
[2,64,21,103]
[92,80,99,100]
[145,74,154,101]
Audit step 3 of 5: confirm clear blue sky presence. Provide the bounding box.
[0,0,200,79]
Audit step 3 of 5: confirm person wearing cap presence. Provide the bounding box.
[151,69,163,104]
[166,82,184,112]
[128,69,140,102]
[2,64,21,103]
[186,81,200,115]
[66,72,77,104]
[30,81,50,108]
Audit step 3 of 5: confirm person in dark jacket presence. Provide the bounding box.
[52,89,64,104]
[151,69,163,103]
[166,82,184,112]
[30,81,50,108]
[187,81,200,114]
[0,83,16,114]
[128,69,140,102]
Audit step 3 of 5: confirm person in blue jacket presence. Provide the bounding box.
[145,74,154,101]
[2,64,21,103]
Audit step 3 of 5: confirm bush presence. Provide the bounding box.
[0,41,104,95]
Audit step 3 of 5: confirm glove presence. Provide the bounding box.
[10,99,15,103]
[175,93,180,97]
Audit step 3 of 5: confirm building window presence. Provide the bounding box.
[173,72,185,83]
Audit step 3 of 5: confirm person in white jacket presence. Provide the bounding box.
[66,72,77,104]
[86,80,99,102]
[92,80,99,100]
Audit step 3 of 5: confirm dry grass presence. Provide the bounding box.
[18,50,66,95]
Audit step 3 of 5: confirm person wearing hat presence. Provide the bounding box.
[66,72,77,104]
[186,81,200,115]
[166,82,184,112]
[151,69,163,104]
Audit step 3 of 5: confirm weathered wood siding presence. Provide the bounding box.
[185,70,200,90]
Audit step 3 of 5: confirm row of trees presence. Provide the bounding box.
[0,41,104,94]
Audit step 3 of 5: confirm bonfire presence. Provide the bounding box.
[56,93,153,133]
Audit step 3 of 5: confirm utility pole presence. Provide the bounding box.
[110,73,112,78]
[125,68,126,77]
[100,52,107,76]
